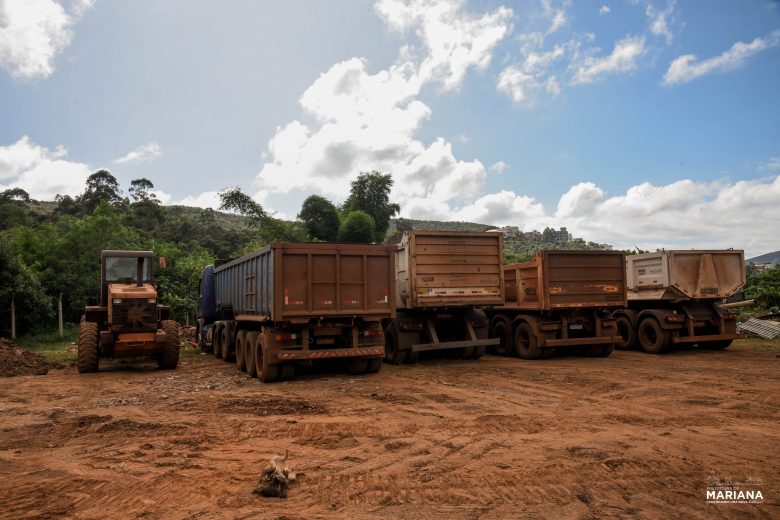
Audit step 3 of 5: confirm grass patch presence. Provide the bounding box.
[13,324,79,362]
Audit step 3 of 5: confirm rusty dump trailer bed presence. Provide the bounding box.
[616,250,746,353]
[198,242,395,382]
[383,230,503,363]
[486,250,627,359]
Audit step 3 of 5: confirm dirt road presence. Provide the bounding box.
[1,341,778,519]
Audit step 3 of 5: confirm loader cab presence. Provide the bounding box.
[100,250,154,307]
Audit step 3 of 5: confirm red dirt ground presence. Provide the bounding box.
[0,340,777,519]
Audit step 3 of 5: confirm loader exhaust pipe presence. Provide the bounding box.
[137,257,144,287]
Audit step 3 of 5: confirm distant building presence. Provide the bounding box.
[486,225,520,238]
[753,263,777,274]
[550,227,571,244]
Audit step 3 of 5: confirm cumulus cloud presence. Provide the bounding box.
[174,191,222,210]
[254,0,512,211]
[599,5,611,15]
[646,0,676,44]
[490,161,508,174]
[0,0,95,80]
[0,135,91,199]
[758,157,780,172]
[114,142,163,165]
[571,35,645,84]
[663,29,780,85]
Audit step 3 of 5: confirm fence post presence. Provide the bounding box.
[58,293,64,339]
[10,295,16,340]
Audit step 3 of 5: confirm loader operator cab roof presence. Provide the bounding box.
[100,250,154,306]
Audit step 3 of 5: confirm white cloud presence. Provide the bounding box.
[174,191,222,210]
[571,35,645,84]
[0,136,92,199]
[599,5,611,15]
[0,0,95,80]
[646,0,675,44]
[490,161,508,174]
[497,43,568,105]
[114,142,163,164]
[758,157,780,172]
[254,0,512,211]
[663,29,780,85]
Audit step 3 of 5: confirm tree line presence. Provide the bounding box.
[0,170,399,336]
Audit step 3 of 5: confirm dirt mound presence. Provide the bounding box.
[0,338,48,377]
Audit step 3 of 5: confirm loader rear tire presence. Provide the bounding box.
[77,320,99,373]
[236,331,247,372]
[245,331,259,378]
[158,320,180,370]
[615,316,636,350]
[637,318,670,354]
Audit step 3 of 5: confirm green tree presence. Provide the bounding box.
[81,170,123,214]
[0,188,31,230]
[128,178,158,203]
[337,210,375,243]
[298,195,340,241]
[219,187,306,243]
[744,268,780,308]
[343,171,400,242]
[0,242,53,335]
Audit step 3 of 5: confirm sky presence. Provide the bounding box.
[1,0,779,257]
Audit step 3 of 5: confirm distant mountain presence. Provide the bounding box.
[747,251,780,265]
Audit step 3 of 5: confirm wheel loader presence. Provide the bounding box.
[77,250,179,372]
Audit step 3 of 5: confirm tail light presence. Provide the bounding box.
[665,315,686,323]
[274,333,297,342]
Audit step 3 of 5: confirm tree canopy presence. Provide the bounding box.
[298,195,340,242]
[337,210,376,243]
[343,171,400,242]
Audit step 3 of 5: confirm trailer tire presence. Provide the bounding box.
[198,325,210,353]
[615,316,636,350]
[347,359,368,374]
[584,344,614,357]
[77,320,100,373]
[460,347,474,359]
[404,350,419,364]
[366,357,382,373]
[158,320,180,370]
[637,318,670,354]
[384,327,403,365]
[213,325,223,358]
[279,363,295,381]
[235,331,247,372]
[491,318,513,356]
[245,331,259,378]
[514,322,544,360]
[472,345,486,359]
[255,336,278,383]
[219,326,233,362]
[703,340,732,350]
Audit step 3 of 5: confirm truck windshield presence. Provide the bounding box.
[105,257,151,283]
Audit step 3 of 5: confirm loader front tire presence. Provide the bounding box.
[158,320,180,370]
[77,320,99,373]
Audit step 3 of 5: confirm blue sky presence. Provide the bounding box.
[1,0,779,256]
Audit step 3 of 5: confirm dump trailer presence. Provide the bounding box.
[615,249,745,353]
[486,250,626,359]
[197,242,395,382]
[78,250,179,373]
[383,230,503,363]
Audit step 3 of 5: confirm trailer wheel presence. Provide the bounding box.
[460,347,474,359]
[235,331,247,372]
[245,331,259,378]
[213,325,223,358]
[637,318,670,354]
[384,327,403,365]
[514,322,543,360]
[366,357,382,373]
[347,359,368,374]
[472,345,486,359]
[197,325,210,353]
[219,326,233,362]
[491,318,513,356]
[703,340,732,350]
[255,335,279,383]
[615,316,636,350]
[279,363,295,381]
[77,320,100,373]
[584,344,614,357]
[158,320,180,370]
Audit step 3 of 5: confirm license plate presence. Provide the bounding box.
[569,323,583,330]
